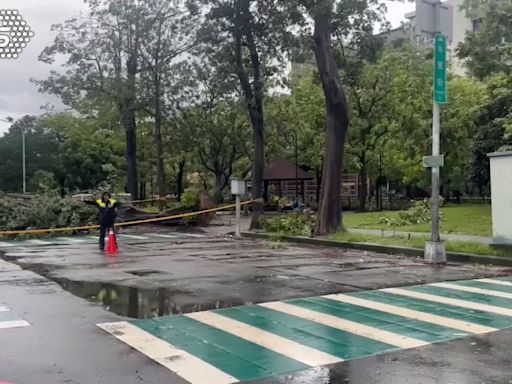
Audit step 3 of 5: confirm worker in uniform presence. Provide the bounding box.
[85,192,120,251]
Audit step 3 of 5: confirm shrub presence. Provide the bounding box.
[264,213,315,236]
[378,198,444,227]
[180,191,199,209]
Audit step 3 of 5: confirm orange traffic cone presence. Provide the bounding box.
[106,228,117,255]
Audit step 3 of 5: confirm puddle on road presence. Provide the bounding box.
[11,261,249,318]
[57,279,213,318]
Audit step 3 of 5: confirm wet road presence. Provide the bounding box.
[1,230,512,383]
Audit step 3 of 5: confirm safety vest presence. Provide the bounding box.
[96,198,117,208]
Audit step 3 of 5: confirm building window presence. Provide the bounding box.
[472,18,483,32]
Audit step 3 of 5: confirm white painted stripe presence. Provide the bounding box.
[260,301,427,349]
[182,233,206,238]
[0,306,9,312]
[0,242,15,247]
[57,237,87,243]
[0,320,30,329]
[150,234,180,239]
[186,311,342,366]
[325,294,496,334]
[119,234,148,240]
[28,239,51,245]
[88,236,98,239]
[477,278,512,287]
[383,288,512,317]
[430,282,512,300]
[98,321,238,384]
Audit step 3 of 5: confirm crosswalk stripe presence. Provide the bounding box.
[0,242,14,248]
[478,278,512,287]
[0,320,30,329]
[383,288,512,317]
[185,311,342,366]
[325,294,496,335]
[98,321,238,384]
[28,239,51,245]
[430,282,512,300]
[119,234,148,240]
[260,301,427,349]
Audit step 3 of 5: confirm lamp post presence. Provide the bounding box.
[0,118,24,193]
[285,129,298,200]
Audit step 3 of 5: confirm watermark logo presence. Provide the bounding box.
[0,10,34,59]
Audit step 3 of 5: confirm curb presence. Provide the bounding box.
[241,232,512,267]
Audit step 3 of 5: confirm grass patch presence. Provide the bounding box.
[330,232,506,257]
[343,204,492,237]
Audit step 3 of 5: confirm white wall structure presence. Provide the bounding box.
[488,151,512,245]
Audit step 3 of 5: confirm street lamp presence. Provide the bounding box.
[0,117,25,193]
[284,129,298,200]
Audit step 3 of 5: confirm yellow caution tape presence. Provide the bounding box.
[0,198,262,237]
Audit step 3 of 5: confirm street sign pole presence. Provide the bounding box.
[425,32,447,263]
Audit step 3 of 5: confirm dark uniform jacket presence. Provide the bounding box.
[85,198,120,227]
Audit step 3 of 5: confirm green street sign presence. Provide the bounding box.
[433,34,447,104]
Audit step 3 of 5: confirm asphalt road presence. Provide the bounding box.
[1,229,511,384]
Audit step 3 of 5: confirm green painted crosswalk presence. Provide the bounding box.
[0,232,205,249]
[98,276,512,384]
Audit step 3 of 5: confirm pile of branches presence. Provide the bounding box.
[0,194,97,232]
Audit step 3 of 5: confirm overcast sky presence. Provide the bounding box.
[0,0,414,135]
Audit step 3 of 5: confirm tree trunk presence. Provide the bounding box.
[233,18,265,229]
[250,118,265,228]
[121,104,139,200]
[315,167,322,204]
[213,172,224,204]
[121,54,139,200]
[358,166,368,212]
[154,72,166,199]
[176,159,185,201]
[312,11,350,236]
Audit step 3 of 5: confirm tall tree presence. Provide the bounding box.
[139,0,199,198]
[198,0,297,228]
[37,0,152,199]
[294,0,386,235]
[458,0,512,80]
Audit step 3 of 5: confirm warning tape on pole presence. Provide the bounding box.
[0,198,262,237]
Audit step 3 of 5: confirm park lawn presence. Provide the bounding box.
[343,204,492,237]
[330,232,506,257]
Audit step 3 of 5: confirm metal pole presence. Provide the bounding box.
[431,103,441,242]
[22,128,26,194]
[423,0,446,263]
[294,131,298,200]
[235,195,241,238]
[379,152,383,211]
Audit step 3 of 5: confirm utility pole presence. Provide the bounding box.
[22,127,26,194]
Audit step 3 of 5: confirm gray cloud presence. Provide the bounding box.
[0,0,84,133]
[0,0,411,136]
